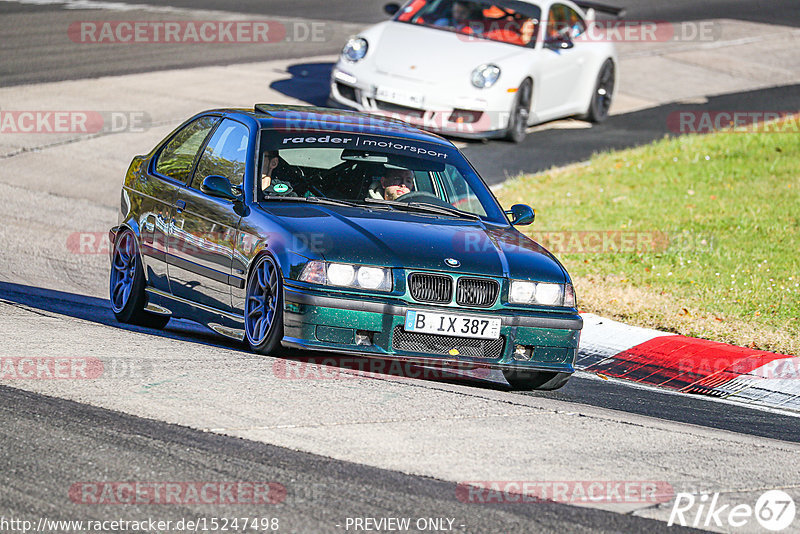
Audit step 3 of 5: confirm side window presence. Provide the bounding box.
[192,119,250,190]
[155,117,217,182]
[413,170,436,195]
[566,7,586,37]
[438,165,487,217]
[546,4,569,40]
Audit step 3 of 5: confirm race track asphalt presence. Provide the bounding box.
[0,384,704,533]
[2,1,799,530]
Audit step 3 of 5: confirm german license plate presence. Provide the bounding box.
[375,86,425,108]
[404,310,501,340]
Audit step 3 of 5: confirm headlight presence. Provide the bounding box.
[509,280,577,307]
[299,261,392,292]
[342,37,368,62]
[471,64,501,89]
[535,283,562,305]
[327,263,356,286]
[356,266,387,289]
[509,281,536,304]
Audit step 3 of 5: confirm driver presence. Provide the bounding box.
[261,151,297,197]
[370,168,415,201]
[434,1,482,33]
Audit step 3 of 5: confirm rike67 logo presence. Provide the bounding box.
[668,490,796,531]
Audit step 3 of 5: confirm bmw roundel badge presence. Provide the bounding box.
[444,258,461,268]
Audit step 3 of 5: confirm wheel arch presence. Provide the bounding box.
[519,76,535,120]
[113,217,165,293]
[244,248,284,291]
[111,220,142,257]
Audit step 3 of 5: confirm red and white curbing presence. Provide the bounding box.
[577,314,800,412]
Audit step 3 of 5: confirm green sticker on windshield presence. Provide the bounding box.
[273,183,289,193]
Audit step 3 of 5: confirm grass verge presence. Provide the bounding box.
[495,120,799,355]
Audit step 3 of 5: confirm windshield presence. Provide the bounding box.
[394,0,541,47]
[258,130,506,223]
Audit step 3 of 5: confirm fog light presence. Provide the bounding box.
[355,330,374,346]
[448,109,483,124]
[513,344,533,361]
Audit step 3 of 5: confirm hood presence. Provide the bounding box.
[371,22,528,83]
[259,203,566,283]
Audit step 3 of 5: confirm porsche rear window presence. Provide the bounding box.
[395,0,541,47]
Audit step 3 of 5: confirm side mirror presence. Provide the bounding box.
[506,204,535,226]
[545,28,574,50]
[384,3,401,16]
[200,175,238,201]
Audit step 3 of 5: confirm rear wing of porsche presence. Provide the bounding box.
[575,1,626,18]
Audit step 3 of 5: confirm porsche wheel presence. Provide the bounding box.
[245,254,284,355]
[503,369,571,391]
[109,229,169,329]
[584,59,615,123]
[504,79,532,143]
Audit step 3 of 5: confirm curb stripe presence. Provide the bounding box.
[577,314,799,411]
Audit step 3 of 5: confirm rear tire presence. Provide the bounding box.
[504,79,532,143]
[109,229,170,329]
[503,370,572,391]
[582,59,615,123]
[244,254,284,355]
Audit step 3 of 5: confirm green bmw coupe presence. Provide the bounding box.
[109,104,581,390]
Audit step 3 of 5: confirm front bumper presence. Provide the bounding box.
[328,66,513,140]
[282,284,581,374]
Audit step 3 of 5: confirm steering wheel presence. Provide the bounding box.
[394,191,455,209]
[277,161,305,183]
[316,161,351,182]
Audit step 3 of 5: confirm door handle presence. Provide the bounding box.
[175,199,186,213]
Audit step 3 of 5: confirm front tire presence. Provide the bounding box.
[583,59,615,123]
[244,254,284,355]
[503,369,572,391]
[504,79,532,143]
[109,229,169,329]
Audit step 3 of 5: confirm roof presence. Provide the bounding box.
[215,104,452,146]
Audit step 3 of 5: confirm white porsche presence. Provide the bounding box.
[328,0,622,142]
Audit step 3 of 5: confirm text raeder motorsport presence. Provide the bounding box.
[280,135,449,159]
